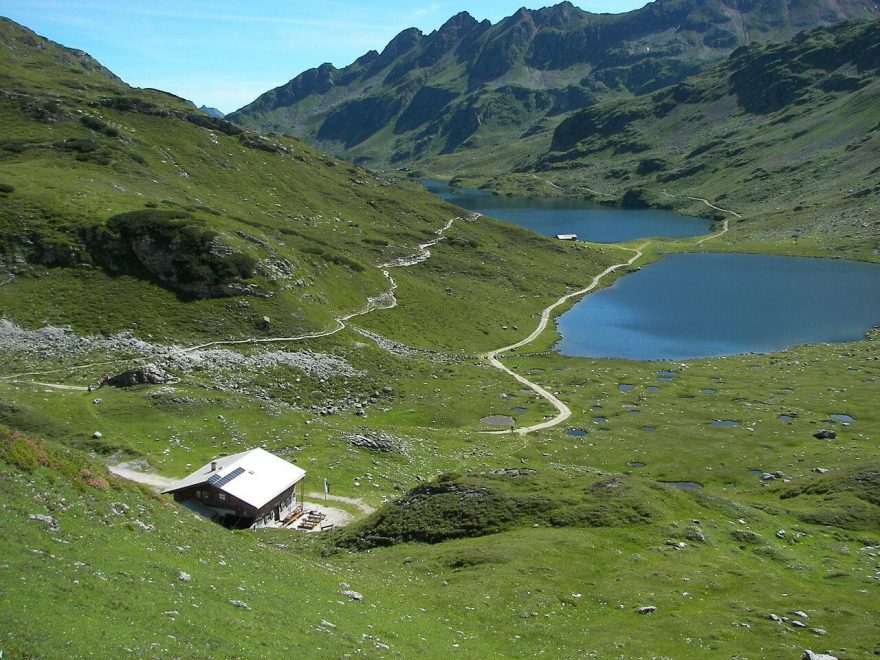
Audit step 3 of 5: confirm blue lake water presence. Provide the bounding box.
[423,180,712,243]
[557,253,880,360]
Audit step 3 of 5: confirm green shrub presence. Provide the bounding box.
[55,137,98,153]
[362,237,389,247]
[80,115,108,132]
[636,157,669,175]
[91,209,257,292]
[0,428,50,471]
[301,245,365,272]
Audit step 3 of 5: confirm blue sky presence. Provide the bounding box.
[0,0,649,113]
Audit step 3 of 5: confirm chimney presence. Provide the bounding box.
[210,461,217,472]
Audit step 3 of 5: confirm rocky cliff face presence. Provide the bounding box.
[228,0,879,170]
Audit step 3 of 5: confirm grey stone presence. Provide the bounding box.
[108,363,172,388]
[92,431,103,439]
[793,610,809,619]
[768,613,782,622]
[813,429,836,440]
[802,651,838,660]
[342,590,363,601]
[177,571,192,582]
[28,513,59,530]
[229,599,251,610]
[636,606,656,614]
[110,502,129,515]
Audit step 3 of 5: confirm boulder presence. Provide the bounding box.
[28,513,59,530]
[802,651,837,660]
[108,363,172,387]
[813,429,836,440]
[342,590,364,601]
[636,606,656,614]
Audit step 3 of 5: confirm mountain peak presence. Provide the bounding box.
[534,2,583,27]
[438,11,478,33]
[230,0,880,167]
[381,27,423,57]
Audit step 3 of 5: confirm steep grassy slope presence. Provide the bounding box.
[0,17,614,349]
[229,0,878,172]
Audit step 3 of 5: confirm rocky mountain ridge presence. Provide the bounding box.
[229,0,880,169]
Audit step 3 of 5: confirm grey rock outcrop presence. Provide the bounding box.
[28,513,59,530]
[109,363,172,387]
[802,651,838,660]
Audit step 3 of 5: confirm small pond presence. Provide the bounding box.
[711,419,740,428]
[557,253,880,360]
[628,462,647,469]
[511,407,529,414]
[660,481,704,490]
[565,428,588,438]
[828,414,855,424]
[423,180,712,243]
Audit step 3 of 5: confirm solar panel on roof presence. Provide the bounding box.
[207,466,245,488]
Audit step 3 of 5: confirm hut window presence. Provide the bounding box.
[218,492,227,502]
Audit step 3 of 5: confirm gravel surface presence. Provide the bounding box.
[0,319,361,381]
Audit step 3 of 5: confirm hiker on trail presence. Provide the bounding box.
[87,384,92,393]
[100,374,109,387]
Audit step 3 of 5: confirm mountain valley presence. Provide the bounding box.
[1,5,879,658]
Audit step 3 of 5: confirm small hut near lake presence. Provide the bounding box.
[163,448,305,529]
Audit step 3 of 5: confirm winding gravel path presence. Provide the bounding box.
[661,190,740,245]
[184,216,459,353]
[484,192,741,435]
[304,492,377,515]
[482,245,645,435]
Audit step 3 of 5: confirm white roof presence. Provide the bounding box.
[163,448,306,510]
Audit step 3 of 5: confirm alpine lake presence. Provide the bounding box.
[425,181,880,360]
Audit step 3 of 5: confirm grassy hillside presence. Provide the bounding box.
[0,17,615,350]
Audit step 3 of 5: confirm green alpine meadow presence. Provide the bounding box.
[1,2,879,658]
